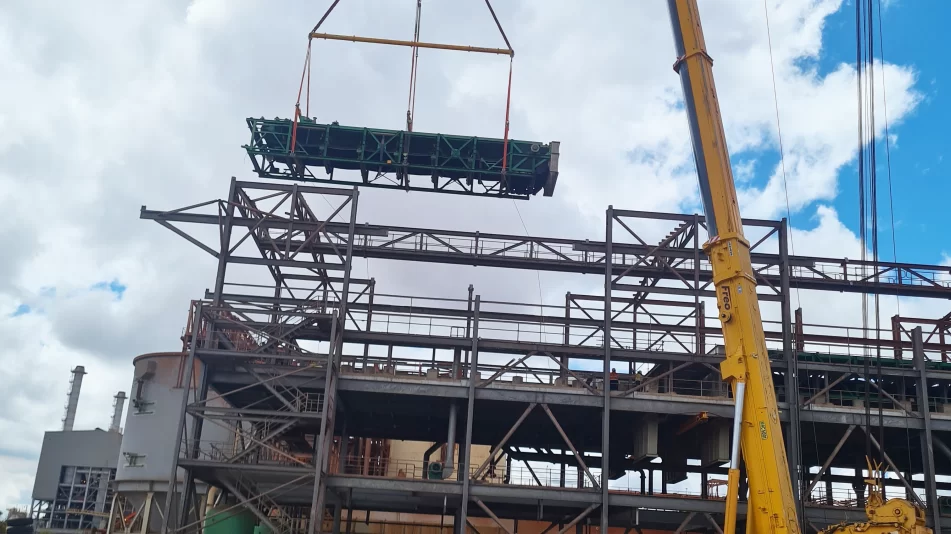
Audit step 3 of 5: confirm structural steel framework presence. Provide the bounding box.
[244,118,560,199]
[143,179,951,534]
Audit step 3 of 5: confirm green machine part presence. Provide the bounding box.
[204,506,257,534]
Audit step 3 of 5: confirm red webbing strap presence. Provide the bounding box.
[291,40,313,155]
[501,56,514,172]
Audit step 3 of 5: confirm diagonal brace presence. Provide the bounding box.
[479,352,536,387]
[473,403,536,480]
[541,404,599,489]
[806,424,855,494]
[802,373,853,406]
[556,504,600,534]
[473,498,514,534]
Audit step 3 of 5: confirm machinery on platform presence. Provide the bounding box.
[819,460,930,534]
[666,0,931,532]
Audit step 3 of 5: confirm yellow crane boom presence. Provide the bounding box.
[665,0,800,531]
[665,1,932,532]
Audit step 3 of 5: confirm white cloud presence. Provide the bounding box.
[0,0,933,509]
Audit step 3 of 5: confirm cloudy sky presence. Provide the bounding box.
[1,0,948,510]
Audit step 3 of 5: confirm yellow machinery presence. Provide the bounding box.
[665,0,932,532]
[820,460,930,534]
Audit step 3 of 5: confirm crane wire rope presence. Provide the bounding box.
[876,0,900,310]
[406,0,422,131]
[762,0,810,505]
[866,0,887,479]
[762,0,801,310]
[875,0,914,485]
[855,0,872,466]
[856,0,891,475]
[510,200,546,348]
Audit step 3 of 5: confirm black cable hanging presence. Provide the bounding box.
[856,0,871,466]
[856,0,886,474]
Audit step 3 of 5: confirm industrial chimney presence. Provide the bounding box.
[110,392,127,432]
[62,366,86,431]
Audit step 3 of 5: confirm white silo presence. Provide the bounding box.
[109,353,234,534]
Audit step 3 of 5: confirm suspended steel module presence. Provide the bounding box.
[244,117,560,199]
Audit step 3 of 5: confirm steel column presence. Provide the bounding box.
[309,188,358,534]
[362,278,375,367]
[913,327,941,530]
[161,303,202,534]
[459,296,480,534]
[601,206,613,532]
[780,220,803,520]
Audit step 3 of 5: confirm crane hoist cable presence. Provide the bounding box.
[406,0,422,132]
[482,0,515,174]
[296,0,515,177]
[291,0,343,155]
[291,40,313,156]
[855,0,890,470]
[875,0,915,480]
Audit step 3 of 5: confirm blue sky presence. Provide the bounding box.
[787,1,948,264]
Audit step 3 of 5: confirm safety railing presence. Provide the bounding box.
[183,439,312,467]
[804,485,928,508]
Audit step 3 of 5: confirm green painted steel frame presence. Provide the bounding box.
[243,117,559,199]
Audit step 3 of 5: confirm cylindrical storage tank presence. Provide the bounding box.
[112,352,234,532]
[204,506,256,534]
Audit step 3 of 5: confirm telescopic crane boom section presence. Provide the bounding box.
[666,1,798,532]
[667,2,932,533]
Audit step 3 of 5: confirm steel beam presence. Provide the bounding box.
[556,503,599,534]
[780,220,803,520]
[459,296,481,534]
[913,327,941,531]
[806,425,855,494]
[218,478,281,534]
[861,428,925,508]
[145,193,951,299]
[161,303,201,534]
[540,404,599,489]
[602,206,613,532]
[802,373,854,407]
[473,403,536,480]
[473,499,513,534]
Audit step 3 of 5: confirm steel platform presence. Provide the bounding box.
[244,117,559,198]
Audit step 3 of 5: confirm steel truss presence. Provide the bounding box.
[144,181,951,534]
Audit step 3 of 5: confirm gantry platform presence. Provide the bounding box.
[244,117,560,198]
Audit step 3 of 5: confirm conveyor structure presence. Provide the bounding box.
[244,117,560,199]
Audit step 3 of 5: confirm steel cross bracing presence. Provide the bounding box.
[156,180,360,534]
[142,187,951,300]
[145,180,951,534]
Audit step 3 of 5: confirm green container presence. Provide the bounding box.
[204,506,257,534]
[253,525,272,534]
